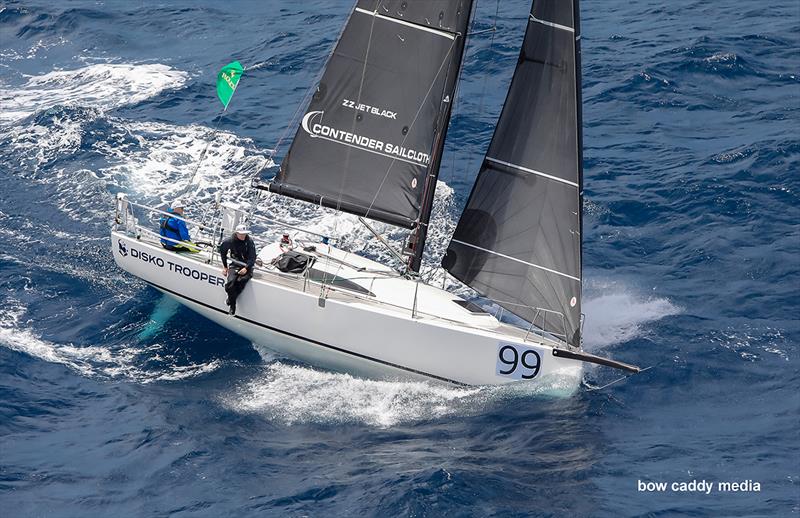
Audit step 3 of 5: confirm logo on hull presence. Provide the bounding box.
[118,239,128,257]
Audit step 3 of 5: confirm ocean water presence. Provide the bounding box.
[0,0,797,516]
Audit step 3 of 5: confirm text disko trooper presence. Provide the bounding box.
[118,239,225,287]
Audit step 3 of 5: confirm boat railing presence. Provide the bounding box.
[115,194,220,250]
[528,307,569,344]
[117,193,341,241]
[417,266,571,347]
[135,226,205,251]
[487,299,569,346]
[247,212,337,244]
[115,194,404,298]
[114,195,564,344]
[117,197,208,234]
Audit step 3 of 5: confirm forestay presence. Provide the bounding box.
[268,0,473,229]
[443,0,584,346]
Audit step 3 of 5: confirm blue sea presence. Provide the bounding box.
[1,1,798,516]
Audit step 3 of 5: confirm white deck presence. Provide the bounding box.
[254,240,512,336]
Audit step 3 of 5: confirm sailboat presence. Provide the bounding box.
[112,0,640,388]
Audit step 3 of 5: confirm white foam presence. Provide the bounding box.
[99,119,272,204]
[1,112,272,221]
[0,63,189,123]
[227,343,581,427]
[2,110,85,170]
[0,303,221,382]
[705,52,738,63]
[0,61,267,221]
[225,361,486,427]
[582,281,680,350]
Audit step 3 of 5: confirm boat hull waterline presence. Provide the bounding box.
[112,232,584,389]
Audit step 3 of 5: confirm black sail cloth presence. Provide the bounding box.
[268,0,473,229]
[444,0,584,346]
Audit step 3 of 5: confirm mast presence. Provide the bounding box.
[443,0,584,346]
[574,0,584,290]
[258,1,474,233]
[408,4,474,273]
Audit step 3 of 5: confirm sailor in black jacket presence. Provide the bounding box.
[219,224,258,315]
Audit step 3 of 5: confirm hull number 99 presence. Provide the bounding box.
[496,342,542,380]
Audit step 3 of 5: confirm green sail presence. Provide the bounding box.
[216,61,243,108]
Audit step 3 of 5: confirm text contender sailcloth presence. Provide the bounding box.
[269,0,472,228]
[443,0,584,346]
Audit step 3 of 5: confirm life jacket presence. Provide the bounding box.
[160,216,180,235]
[160,215,182,248]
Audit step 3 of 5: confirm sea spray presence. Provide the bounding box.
[0,63,189,123]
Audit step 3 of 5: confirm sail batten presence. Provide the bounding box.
[353,8,456,40]
[485,157,579,188]
[450,239,581,282]
[530,14,575,33]
[268,0,473,229]
[444,0,583,346]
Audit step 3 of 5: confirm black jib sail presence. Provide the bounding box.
[442,0,584,346]
[265,0,473,229]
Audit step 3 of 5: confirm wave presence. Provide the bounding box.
[708,325,791,363]
[225,361,485,428]
[0,302,221,383]
[0,106,272,221]
[0,63,188,123]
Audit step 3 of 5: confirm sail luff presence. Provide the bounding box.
[265,0,474,230]
[443,0,583,346]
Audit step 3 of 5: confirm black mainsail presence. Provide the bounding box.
[443,0,584,346]
[264,0,473,232]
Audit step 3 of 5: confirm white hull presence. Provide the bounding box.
[112,231,584,388]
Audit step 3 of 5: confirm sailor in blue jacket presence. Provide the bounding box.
[159,199,198,252]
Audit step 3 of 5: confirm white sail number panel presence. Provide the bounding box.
[496,342,543,380]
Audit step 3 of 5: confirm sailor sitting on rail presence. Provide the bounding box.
[159,199,199,252]
[219,224,257,315]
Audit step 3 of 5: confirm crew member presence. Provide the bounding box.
[159,199,198,252]
[219,224,257,315]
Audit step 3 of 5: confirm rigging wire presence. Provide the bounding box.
[246,4,355,291]
[182,72,241,230]
[322,0,383,292]
[185,60,248,197]
[327,2,464,289]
